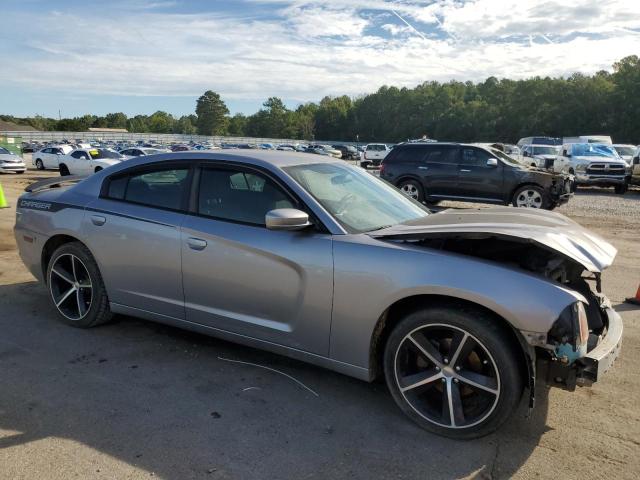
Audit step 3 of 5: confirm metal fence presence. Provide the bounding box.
[1,130,360,147]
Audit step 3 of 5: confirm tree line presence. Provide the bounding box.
[3,56,639,144]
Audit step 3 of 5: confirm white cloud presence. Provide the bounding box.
[0,0,639,107]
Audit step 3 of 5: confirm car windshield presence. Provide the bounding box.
[89,149,124,159]
[488,148,520,165]
[532,146,559,155]
[284,162,430,233]
[614,146,635,156]
[572,144,618,158]
[0,147,10,155]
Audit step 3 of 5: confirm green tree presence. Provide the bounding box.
[196,90,229,135]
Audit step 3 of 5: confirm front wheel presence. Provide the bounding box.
[59,164,70,176]
[614,184,628,195]
[35,159,44,170]
[512,185,548,209]
[383,306,524,439]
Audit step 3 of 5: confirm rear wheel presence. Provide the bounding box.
[398,179,424,202]
[59,164,70,176]
[512,185,547,209]
[35,159,44,170]
[46,242,112,328]
[383,306,523,439]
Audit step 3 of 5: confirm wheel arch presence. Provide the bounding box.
[41,234,88,282]
[509,181,545,201]
[368,294,531,386]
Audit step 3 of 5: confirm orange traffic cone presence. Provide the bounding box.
[626,284,640,306]
[0,183,8,209]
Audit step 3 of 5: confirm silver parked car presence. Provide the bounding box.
[14,151,622,439]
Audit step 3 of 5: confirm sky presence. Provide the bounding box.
[1,0,639,118]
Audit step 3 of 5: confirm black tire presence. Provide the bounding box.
[398,179,424,202]
[360,161,371,169]
[17,171,25,174]
[35,159,44,170]
[614,184,628,195]
[383,305,524,439]
[46,242,112,328]
[59,164,70,176]
[512,185,549,209]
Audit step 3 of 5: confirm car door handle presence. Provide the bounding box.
[90,215,106,226]
[418,166,429,170]
[459,169,471,172]
[187,237,207,250]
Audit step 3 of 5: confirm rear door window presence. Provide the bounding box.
[387,147,429,164]
[106,167,190,211]
[425,146,458,164]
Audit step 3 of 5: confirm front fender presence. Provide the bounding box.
[329,235,583,370]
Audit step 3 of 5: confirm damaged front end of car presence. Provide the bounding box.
[369,207,623,400]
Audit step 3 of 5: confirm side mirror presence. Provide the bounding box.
[486,158,498,167]
[265,208,311,231]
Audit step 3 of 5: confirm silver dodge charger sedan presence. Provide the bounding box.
[14,151,622,439]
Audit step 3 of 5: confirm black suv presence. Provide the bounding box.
[380,143,572,210]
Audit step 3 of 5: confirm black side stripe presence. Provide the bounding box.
[18,200,176,228]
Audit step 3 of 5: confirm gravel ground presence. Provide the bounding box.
[0,167,638,480]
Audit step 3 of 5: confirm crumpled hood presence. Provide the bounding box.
[369,207,617,273]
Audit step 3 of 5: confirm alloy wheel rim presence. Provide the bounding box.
[516,189,542,208]
[401,184,419,199]
[394,324,500,429]
[49,254,93,321]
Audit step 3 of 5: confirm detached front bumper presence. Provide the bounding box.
[540,306,623,390]
[575,306,623,387]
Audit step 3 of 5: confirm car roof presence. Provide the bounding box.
[118,149,342,168]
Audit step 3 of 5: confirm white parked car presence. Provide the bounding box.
[0,147,26,174]
[361,143,390,168]
[58,148,125,176]
[119,147,169,157]
[33,145,74,170]
[520,144,560,169]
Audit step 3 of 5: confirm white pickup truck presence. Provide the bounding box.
[554,143,631,193]
[360,143,390,168]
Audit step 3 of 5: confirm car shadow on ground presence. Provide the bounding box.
[0,281,550,479]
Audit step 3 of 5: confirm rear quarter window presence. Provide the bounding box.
[385,147,428,164]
